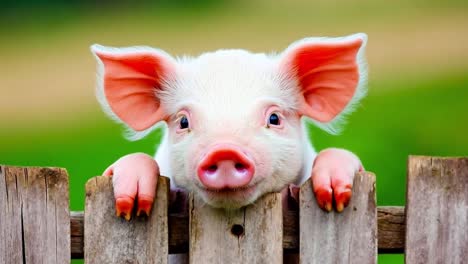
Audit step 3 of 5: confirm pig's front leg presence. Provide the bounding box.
[311,148,364,212]
[103,153,159,220]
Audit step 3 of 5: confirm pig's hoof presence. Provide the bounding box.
[103,153,159,220]
[313,182,352,212]
[116,196,134,221]
[311,169,353,213]
[136,195,154,217]
[115,194,153,220]
[314,187,333,212]
[332,184,352,212]
[311,148,362,212]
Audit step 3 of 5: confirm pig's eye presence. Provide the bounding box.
[179,116,189,129]
[268,113,281,126]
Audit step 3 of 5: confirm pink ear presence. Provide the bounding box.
[91,45,175,131]
[281,35,365,122]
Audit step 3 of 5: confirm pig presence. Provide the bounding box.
[91,33,367,220]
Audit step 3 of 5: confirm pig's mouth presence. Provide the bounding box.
[195,183,260,208]
[202,185,256,194]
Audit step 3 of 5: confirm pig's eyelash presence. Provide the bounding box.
[173,115,184,123]
[273,111,285,119]
[270,111,284,119]
[174,115,188,128]
[173,111,189,123]
[265,109,285,120]
[174,113,192,132]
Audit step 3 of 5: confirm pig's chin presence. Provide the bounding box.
[196,185,260,209]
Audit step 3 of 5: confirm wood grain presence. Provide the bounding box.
[405,156,468,264]
[5,156,468,262]
[70,207,406,258]
[189,192,283,263]
[0,166,70,264]
[0,166,408,261]
[299,172,377,264]
[84,175,169,264]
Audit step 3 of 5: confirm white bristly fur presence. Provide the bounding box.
[92,33,367,208]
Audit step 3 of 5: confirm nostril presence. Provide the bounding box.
[235,163,245,171]
[207,165,218,172]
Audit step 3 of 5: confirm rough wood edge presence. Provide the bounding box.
[84,175,169,264]
[1,166,71,263]
[70,205,405,258]
[405,156,468,263]
[1,165,406,258]
[299,172,377,264]
[188,191,283,263]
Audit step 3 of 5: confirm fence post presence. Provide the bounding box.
[189,192,283,263]
[84,175,169,264]
[0,166,71,264]
[405,156,468,263]
[299,172,377,264]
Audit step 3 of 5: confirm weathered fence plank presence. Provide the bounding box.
[4,156,468,262]
[0,166,23,263]
[0,166,70,264]
[189,192,283,263]
[405,156,468,263]
[70,205,406,258]
[299,172,377,264]
[84,175,169,264]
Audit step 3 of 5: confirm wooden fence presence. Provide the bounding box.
[0,156,466,263]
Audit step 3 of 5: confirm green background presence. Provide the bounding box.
[1,1,467,263]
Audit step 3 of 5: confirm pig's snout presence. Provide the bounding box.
[197,145,255,190]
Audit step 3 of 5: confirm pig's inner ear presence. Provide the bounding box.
[92,45,175,131]
[281,36,364,123]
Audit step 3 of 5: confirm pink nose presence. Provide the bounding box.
[197,145,255,190]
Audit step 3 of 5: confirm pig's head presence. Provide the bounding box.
[92,33,367,208]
